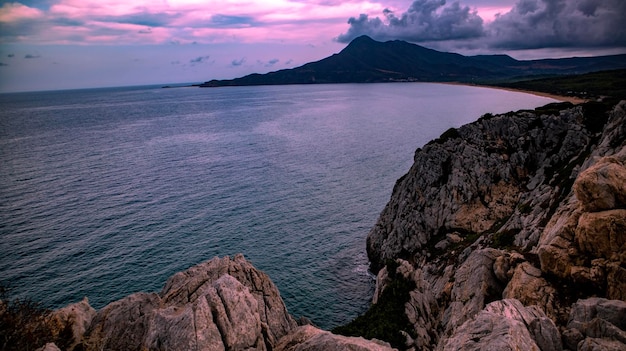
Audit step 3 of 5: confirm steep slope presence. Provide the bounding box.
[358,100,626,350]
[199,36,626,87]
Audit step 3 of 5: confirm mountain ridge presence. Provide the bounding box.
[200,35,626,87]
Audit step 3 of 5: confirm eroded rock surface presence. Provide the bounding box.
[81,254,297,351]
[367,101,626,350]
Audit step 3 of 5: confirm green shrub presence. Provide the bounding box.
[332,263,416,349]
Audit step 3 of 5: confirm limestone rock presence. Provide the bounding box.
[83,254,297,351]
[367,106,599,272]
[441,299,561,351]
[275,325,396,351]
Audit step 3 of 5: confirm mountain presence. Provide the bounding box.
[199,35,626,87]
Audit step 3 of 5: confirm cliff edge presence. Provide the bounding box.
[362,100,626,350]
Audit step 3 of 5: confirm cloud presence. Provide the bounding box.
[231,57,246,66]
[209,14,255,28]
[24,54,41,58]
[487,0,626,49]
[0,62,8,66]
[190,55,211,64]
[285,59,294,65]
[8,54,15,57]
[337,0,484,43]
[337,0,626,51]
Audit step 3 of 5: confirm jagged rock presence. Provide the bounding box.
[47,297,96,349]
[82,254,297,351]
[275,325,396,351]
[367,106,600,272]
[441,299,561,351]
[564,298,626,351]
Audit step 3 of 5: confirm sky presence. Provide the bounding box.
[0,0,625,92]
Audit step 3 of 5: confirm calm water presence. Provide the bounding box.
[0,83,555,328]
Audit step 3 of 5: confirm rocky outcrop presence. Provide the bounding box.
[81,254,298,350]
[39,254,390,351]
[366,100,626,350]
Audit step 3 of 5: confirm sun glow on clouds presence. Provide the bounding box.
[0,0,386,45]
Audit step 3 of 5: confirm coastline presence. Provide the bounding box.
[439,81,588,104]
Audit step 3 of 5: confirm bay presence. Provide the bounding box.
[0,83,556,329]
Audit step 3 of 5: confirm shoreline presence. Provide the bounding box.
[438,81,588,105]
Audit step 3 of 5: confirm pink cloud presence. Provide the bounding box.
[0,2,45,22]
[1,0,391,45]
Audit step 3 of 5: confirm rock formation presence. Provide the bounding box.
[365,100,626,350]
[23,100,626,351]
[33,254,393,351]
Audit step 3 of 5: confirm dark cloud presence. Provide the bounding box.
[487,0,626,49]
[138,28,152,34]
[285,59,294,65]
[337,0,626,51]
[0,62,8,66]
[190,55,211,64]
[231,57,246,66]
[8,54,15,58]
[103,13,179,27]
[24,54,41,59]
[267,58,279,66]
[337,0,484,43]
[210,14,255,28]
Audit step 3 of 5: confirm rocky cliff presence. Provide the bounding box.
[18,100,626,351]
[365,100,626,350]
[29,254,394,351]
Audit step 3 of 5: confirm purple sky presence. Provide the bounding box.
[1,0,625,92]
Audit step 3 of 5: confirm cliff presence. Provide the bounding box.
[14,100,626,351]
[363,99,626,350]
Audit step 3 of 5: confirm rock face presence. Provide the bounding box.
[42,254,392,351]
[365,100,626,350]
[82,254,298,351]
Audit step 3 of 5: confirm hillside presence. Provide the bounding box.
[199,36,626,87]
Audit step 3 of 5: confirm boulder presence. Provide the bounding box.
[573,156,626,212]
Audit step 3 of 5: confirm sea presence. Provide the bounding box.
[0,83,556,329]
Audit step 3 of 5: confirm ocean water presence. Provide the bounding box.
[0,83,556,329]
